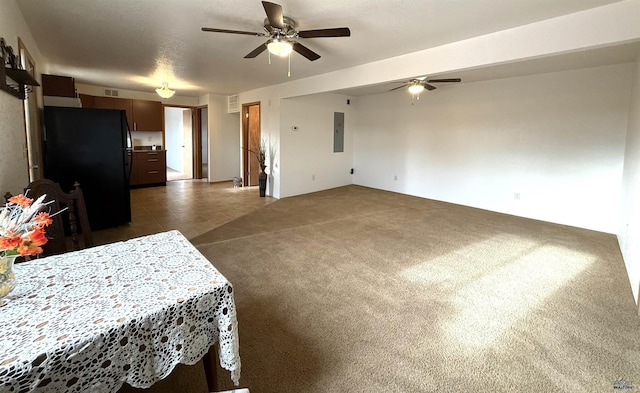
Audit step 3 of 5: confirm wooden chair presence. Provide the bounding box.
[5,179,93,257]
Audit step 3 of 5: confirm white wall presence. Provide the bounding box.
[619,55,640,304]
[200,94,240,182]
[0,0,45,195]
[280,93,354,197]
[239,1,640,201]
[353,63,632,233]
[164,107,184,171]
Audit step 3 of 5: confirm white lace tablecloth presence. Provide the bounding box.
[0,230,241,392]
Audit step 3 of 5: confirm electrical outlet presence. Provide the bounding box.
[514,192,521,200]
[394,175,398,181]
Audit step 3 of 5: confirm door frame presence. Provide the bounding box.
[242,102,261,187]
[192,106,207,179]
[18,37,42,181]
[162,104,198,180]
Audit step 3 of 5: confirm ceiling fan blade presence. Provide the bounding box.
[424,83,437,91]
[293,42,321,61]
[389,84,409,92]
[262,1,284,30]
[201,27,262,36]
[298,27,351,38]
[426,78,462,83]
[244,43,267,58]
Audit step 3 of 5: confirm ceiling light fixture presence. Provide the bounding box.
[267,39,293,57]
[408,83,425,95]
[155,82,175,99]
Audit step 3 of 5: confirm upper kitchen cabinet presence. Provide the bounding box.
[113,99,134,130]
[42,74,76,97]
[93,96,133,130]
[79,94,94,108]
[132,99,163,131]
[79,94,163,132]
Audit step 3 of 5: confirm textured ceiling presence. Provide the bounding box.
[16,0,627,97]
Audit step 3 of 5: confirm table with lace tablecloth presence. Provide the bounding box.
[0,230,241,392]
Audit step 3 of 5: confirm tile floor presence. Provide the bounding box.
[166,165,209,181]
[92,180,276,246]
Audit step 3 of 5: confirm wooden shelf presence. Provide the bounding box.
[1,67,39,100]
[5,68,39,86]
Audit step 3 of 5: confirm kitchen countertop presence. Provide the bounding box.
[132,145,164,151]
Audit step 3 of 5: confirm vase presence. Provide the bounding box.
[258,171,267,197]
[0,256,17,301]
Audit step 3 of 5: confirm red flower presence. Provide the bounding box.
[8,194,33,208]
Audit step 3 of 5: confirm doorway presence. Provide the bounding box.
[242,102,261,186]
[164,106,193,181]
[164,106,208,182]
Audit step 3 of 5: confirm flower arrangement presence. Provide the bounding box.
[0,192,58,299]
[245,140,267,172]
[0,193,54,258]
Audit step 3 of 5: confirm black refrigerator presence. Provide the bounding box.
[43,106,132,231]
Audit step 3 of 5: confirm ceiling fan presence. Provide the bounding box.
[201,1,351,62]
[390,77,462,95]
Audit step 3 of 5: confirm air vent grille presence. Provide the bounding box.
[104,88,119,97]
[227,94,239,113]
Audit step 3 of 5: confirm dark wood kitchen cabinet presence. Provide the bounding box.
[41,74,76,97]
[132,99,163,131]
[130,150,166,187]
[78,94,94,108]
[84,94,162,131]
[92,96,134,130]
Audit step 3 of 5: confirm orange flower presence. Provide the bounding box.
[0,235,22,251]
[8,194,33,208]
[16,228,48,256]
[34,212,53,228]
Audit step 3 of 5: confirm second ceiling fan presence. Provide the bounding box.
[390,77,463,94]
[201,1,351,62]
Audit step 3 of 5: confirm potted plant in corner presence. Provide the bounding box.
[246,141,268,197]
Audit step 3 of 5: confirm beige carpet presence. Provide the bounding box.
[192,185,640,393]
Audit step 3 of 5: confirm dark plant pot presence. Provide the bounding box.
[258,171,267,197]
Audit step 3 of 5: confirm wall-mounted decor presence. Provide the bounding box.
[0,37,39,99]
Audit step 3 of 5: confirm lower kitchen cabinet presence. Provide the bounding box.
[130,150,167,187]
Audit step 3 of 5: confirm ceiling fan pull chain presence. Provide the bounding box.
[288,52,291,77]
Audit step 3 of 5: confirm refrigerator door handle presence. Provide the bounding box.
[124,113,133,181]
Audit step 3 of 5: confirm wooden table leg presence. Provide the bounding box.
[202,345,218,392]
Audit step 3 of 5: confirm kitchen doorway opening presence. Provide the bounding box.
[163,106,207,182]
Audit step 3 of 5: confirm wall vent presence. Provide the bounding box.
[227,94,240,113]
[104,88,119,97]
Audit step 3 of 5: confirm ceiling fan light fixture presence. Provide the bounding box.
[267,39,293,56]
[408,84,425,95]
[155,82,175,99]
